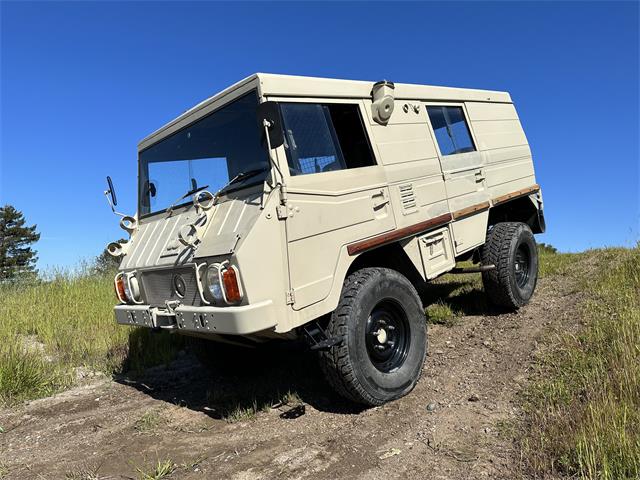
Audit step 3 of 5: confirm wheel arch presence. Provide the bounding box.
[488,195,545,234]
[346,242,424,291]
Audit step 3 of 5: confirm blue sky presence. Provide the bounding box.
[1,1,638,269]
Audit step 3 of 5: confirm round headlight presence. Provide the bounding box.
[205,263,224,302]
[124,273,141,303]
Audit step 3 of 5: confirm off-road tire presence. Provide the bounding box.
[481,222,538,310]
[318,268,427,406]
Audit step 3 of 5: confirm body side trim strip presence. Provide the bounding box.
[347,213,452,256]
[492,184,540,206]
[451,201,491,220]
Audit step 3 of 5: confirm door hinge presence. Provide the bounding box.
[286,289,295,305]
[276,205,288,220]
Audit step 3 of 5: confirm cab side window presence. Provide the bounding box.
[280,103,375,176]
[427,106,476,155]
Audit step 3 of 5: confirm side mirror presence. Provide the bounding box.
[257,101,284,149]
[106,176,117,206]
[104,175,128,219]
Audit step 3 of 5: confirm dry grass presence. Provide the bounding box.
[523,246,640,479]
[0,270,183,404]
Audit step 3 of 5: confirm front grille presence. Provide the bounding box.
[140,267,202,307]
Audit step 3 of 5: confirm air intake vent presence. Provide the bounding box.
[399,183,417,214]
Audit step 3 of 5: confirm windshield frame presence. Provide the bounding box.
[137,88,271,219]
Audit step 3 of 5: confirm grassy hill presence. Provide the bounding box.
[0,271,183,404]
[0,245,638,478]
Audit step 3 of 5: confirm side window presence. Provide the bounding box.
[280,103,376,176]
[427,106,476,156]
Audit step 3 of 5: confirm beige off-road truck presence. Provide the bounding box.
[105,73,545,406]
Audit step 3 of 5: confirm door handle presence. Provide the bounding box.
[372,191,389,210]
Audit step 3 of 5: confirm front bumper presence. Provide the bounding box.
[114,300,278,335]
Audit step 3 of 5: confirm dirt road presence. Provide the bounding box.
[0,268,581,480]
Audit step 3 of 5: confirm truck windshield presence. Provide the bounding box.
[138,91,269,216]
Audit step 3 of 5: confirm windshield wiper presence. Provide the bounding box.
[166,184,209,216]
[214,167,269,198]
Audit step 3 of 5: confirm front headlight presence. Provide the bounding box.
[123,272,142,304]
[205,262,243,305]
[205,263,225,303]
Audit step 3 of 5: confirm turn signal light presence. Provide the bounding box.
[114,274,128,303]
[222,266,242,304]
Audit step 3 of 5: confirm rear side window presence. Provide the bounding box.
[280,103,376,176]
[427,106,476,155]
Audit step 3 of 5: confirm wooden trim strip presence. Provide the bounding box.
[452,201,491,220]
[347,213,452,256]
[492,184,540,206]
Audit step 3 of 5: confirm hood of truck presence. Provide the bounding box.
[118,190,263,271]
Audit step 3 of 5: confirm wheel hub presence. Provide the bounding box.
[375,328,388,344]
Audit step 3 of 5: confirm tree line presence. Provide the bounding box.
[1,204,120,281]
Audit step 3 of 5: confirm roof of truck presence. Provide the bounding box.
[256,73,512,103]
[139,73,512,150]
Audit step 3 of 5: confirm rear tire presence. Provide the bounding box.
[481,222,538,309]
[318,268,427,406]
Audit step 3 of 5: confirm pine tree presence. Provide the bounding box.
[0,205,41,280]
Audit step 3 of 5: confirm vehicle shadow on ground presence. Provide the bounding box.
[116,339,365,419]
[117,277,502,419]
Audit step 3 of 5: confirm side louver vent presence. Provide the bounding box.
[399,183,417,214]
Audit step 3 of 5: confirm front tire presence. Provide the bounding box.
[318,268,427,406]
[481,222,538,309]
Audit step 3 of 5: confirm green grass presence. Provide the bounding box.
[134,458,175,480]
[523,246,640,479]
[214,389,302,423]
[0,271,183,405]
[425,300,458,326]
[134,408,167,433]
[64,463,102,480]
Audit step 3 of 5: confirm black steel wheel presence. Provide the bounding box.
[481,222,538,310]
[318,268,427,406]
[514,244,531,289]
[365,300,410,373]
